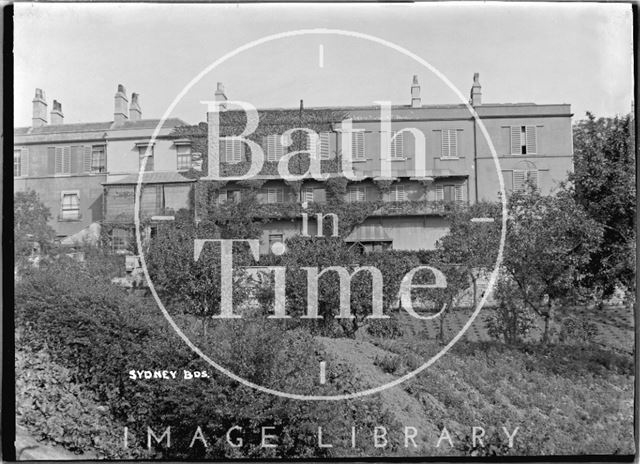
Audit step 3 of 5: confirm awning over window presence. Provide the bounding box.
[344,223,392,243]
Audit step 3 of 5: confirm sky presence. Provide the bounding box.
[14,2,634,127]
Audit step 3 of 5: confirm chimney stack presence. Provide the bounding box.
[129,92,142,121]
[214,82,227,110]
[50,100,64,125]
[411,75,421,108]
[470,73,482,106]
[32,88,48,127]
[114,84,129,123]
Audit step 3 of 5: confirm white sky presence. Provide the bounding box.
[14,2,634,127]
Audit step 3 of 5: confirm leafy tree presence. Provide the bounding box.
[437,186,602,344]
[437,201,501,309]
[257,237,438,337]
[570,112,636,304]
[485,276,536,344]
[14,190,56,258]
[146,210,254,337]
[503,187,603,342]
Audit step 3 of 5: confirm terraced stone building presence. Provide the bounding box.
[197,75,573,254]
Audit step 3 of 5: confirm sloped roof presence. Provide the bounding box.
[14,118,187,136]
[103,171,196,185]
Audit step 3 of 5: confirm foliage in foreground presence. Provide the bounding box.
[571,112,636,301]
[15,257,400,459]
[374,337,634,456]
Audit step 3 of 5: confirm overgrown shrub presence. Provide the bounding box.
[486,277,536,344]
[15,259,400,458]
[16,345,133,458]
[374,354,402,374]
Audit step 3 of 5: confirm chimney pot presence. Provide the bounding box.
[129,92,142,121]
[411,75,421,108]
[214,82,227,109]
[114,84,129,123]
[470,72,482,106]
[32,88,48,127]
[50,99,64,125]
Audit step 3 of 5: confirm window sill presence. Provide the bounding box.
[440,157,460,161]
[390,158,408,162]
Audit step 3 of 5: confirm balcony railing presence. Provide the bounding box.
[209,199,467,220]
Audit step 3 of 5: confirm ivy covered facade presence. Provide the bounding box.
[179,75,573,254]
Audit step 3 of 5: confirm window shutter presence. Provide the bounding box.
[525,126,537,154]
[352,132,365,160]
[320,132,331,160]
[83,146,92,172]
[441,130,450,157]
[224,139,232,163]
[267,135,276,161]
[454,184,464,202]
[436,185,444,201]
[55,147,63,173]
[303,187,314,203]
[47,147,56,174]
[70,146,81,174]
[63,146,71,173]
[450,130,458,157]
[235,140,243,162]
[510,126,521,155]
[391,132,404,159]
[513,170,525,192]
[527,170,539,190]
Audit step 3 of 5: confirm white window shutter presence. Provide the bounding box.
[436,185,444,201]
[450,130,458,157]
[303,187,314,203]
[234,140,242,162]
[55,147,63,173]
[83,146,92,172]
[319,132,331,160]
[63,147,71,173]
[398,132,404,158]
[351,132,365,160]
[513,170,525,192]
[224,140,231,162]
[526,126,537,154]
[454,184,463,201]
[391,132,404,159]
[267,135,276,161]
[510,126,521,155]
[441,130,449,158]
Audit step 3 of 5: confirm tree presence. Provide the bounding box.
[503,187,603,342]
[437,201,501,309]
[14,190,56,259]
[436,186,603,344]
[146,210,253,337]
[570,112,636,303]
